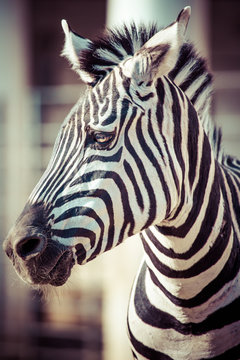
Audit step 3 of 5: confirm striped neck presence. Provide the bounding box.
[140,127,239,317]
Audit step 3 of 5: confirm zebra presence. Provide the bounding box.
[3,6,240,359]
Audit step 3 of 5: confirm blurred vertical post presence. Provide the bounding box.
[103,1,210,360]
[0,0,34,358]
[0,0,32,221]
[107,0,210,57]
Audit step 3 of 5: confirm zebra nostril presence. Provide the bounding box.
[16,236,46,260]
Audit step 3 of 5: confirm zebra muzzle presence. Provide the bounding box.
[3,202,75,286]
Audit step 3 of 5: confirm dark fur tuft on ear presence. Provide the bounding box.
[78,23,160,84]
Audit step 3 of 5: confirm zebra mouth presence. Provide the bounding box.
[26,249,75,287]
[47,251,75,286]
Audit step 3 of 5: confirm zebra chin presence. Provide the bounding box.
[16,248,74,287]
[3,202,76,287]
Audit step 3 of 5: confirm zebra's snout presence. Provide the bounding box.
[3,202,49,261]
[15,235,46,260]
[3,202,75,286]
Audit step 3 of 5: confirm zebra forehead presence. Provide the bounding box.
[80,73,126,127]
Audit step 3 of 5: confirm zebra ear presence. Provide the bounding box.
[123,6,191,83]
[61,19,95,84]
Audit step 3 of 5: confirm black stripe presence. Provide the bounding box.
[47,145,122,208]
[187,99,199,188]
[85,147,123,163]
[38,119,78,200]
[190,74,212,105]
[164,78,187,222]
[54,206,105,258]
[225,156,240,174]
[167,79,185,176]
[179,54,210,94]
[124,108,157,229]
[123,160,144,211]
[223,171,240,231]
[134,262,240,335]
[52,227,96,247]
[70,170,135,239]
[113,25,134,55]
[155,79,181,206]
[100,97,110,117]
[148,232,240,308]
[136,114,171,218]
[142,211,230,278]
[147,109,166,165]
[54,189,115,250]
[54,206,99,223]
[156,78,165,116]
[127,317,173,360]
[143,196,228,262]
[201,343,240,360]
[150,170,221,262]
[101,113,117,126]
[75,243,87,264]
[102,72,120,126]
[169,43,196,81]
[90,90,100,125]
[95,84,104,104]
[158,134,212,238]
[136,90,154,102]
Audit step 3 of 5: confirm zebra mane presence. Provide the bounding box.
[79,23,159,81]
[79,23,228,166]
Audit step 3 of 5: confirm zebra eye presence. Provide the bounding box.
[94,132,114,145]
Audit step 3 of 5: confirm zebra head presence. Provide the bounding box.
[3,7,192,287]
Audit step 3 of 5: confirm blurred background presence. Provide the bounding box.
[0,0,240,359]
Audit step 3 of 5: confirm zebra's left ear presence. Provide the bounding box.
[123,6,191,83]
[61,20,95,84]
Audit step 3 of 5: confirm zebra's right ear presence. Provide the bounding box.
[122,6,191,83]
[61,20,95,84]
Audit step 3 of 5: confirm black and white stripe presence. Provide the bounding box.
[7,7,240,359]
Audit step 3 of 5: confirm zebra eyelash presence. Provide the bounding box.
[85,126,116,149]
